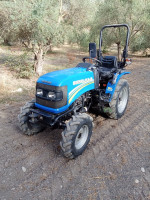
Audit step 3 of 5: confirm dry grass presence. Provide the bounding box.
[0,68,36,103]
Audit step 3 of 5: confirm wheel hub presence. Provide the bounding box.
[117,87,128,114]
[75,125,89,150]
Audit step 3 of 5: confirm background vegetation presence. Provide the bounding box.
[0,0,150,76]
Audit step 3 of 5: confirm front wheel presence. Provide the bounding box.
[18,99,46,135]
[103,79,129,119]
[60,113,93,159]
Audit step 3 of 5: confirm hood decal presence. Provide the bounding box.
[69,79,94,104]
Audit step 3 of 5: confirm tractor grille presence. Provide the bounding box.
[36,83,67,109]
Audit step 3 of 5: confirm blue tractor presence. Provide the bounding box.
[18,24,131,159]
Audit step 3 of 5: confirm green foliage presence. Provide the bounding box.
[63,0,98,49]
[5,53,34,78]
[0,0,150,58]
[0,0,65,74]
[0,0,64,49]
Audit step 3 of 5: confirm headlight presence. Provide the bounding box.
[47,91,56,100]
[47,91,63,101]
[36,89,43,96]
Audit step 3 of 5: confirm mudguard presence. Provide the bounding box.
[105,71,130,101]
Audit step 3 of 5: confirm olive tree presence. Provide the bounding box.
[62,0,98,49]
[0,0,64,75]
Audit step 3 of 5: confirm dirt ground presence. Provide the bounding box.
[0,54,150,200]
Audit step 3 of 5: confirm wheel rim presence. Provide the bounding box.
[117,87,128,114]
[75,125,89,150]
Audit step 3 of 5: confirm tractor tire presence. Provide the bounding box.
[18,99,46,136]
[60,113,93,159]
[103,79,129,119]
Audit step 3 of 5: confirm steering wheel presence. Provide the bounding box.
[82,56,102,64]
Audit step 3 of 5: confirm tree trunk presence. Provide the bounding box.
[117,42,121,61]
[34,48,44,76]
[58,0,63,23]
[3,39,11,46]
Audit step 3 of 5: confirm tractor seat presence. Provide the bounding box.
[99,56,118,79]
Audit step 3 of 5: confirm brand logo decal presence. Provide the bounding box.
[73,77,94,85]
[42,80,52,84]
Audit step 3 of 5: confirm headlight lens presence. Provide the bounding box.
[36,88,63,101]
[47,91,56,100]
[36,89,43,96]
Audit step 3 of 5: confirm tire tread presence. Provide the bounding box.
[60,113,93,159]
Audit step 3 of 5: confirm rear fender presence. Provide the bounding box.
[105,71,130,101]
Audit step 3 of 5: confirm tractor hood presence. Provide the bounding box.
[36,63,95,113]
[37,65,94,87]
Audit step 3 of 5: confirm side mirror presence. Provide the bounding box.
[89,43,96,58]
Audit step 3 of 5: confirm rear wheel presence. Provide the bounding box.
[103,79,129,119]
[60,113,93,159]
[18,99,46,135]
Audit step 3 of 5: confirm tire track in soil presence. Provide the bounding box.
[12,103,149,200]
[0,129,61,169]
[55,108,150,200]
[0,100,148,195]
[53,104,150,200]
